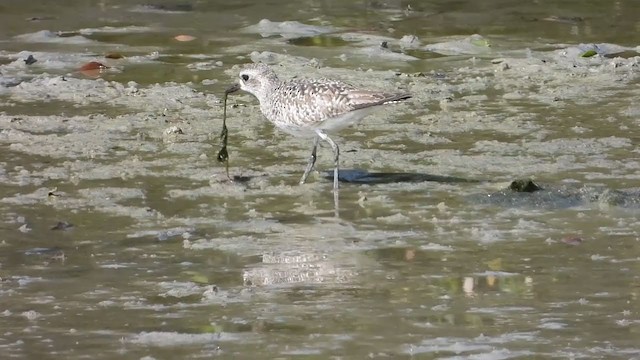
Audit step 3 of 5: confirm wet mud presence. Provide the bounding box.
[1,1,639,358]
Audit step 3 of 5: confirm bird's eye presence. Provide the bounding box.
[241,74,249,81]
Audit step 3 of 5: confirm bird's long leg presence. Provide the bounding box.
[299,135,320,185]
[315,129,340,192]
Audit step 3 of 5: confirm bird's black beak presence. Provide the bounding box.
[225,83,240,95]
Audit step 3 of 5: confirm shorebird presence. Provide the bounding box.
[226,63,411,193]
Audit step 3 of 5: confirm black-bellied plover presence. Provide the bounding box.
[226,63,411,193]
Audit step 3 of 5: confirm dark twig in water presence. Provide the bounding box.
[216,95,229,175]
[217,84,240,181]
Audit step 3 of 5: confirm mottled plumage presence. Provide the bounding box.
[228,62,411,193]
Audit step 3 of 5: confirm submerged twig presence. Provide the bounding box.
[217,84,240,181]
[217,92,230,178]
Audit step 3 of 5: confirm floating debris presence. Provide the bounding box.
[509,179,542,193]
[24,55,37,65]
[51,221,74,231]
[80,61,108,71]
[48,188,61,197]
[242,19,333,39]
[18,224,32,233]
[79,61,109,77]
[174,34,196,42]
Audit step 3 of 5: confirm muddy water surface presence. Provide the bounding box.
[1,0,639,358]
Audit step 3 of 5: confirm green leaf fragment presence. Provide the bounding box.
[470,38,491,47]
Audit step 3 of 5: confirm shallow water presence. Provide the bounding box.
[1,0,639,359]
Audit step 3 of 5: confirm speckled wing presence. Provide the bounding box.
[273,78,410,124]
[271,79,353,124]
[346,90,412,110]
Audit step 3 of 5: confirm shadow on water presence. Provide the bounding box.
[213,175,255,185]
[216,171,640,212]
[319,173,640,212]
[472,179,640,210]
[229,175,254,184]
[323,169,483,185]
